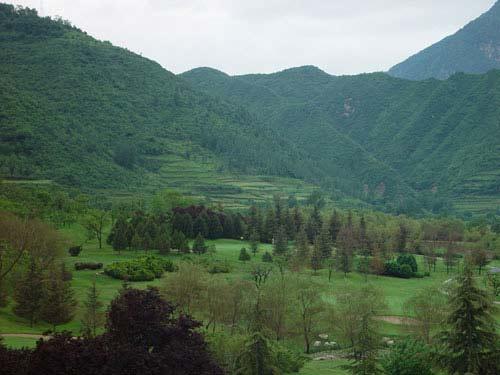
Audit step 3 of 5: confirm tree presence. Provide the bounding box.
[192,233,207,254]
[155,229,171,255]
[328,209,342,244]
[291,226,310,271]
[381,339,433,375]
[239,247,251,261]
[193,212,209,238]
[437,263,499,375]
[306,205,322,242]
[262,251,273,263]
[443,243,458,274]
[81,280,104,337]
[13,259,44,327]
[249,231,259,255]
[162,263,206,314]
[316,223,332,260]
[40,265,76,331]
[171,230,189,253]
[294,282,325,353]
[82,209,108,249]
[114,143,137,169]
[472,247,490,275]
[310,239,323,274]
[397,222,408,253]
[403,287,447,344]
[273,225,288,256]
[207,214,223,239]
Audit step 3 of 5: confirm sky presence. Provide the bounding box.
[4,0,497,76]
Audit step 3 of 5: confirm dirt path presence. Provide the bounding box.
[374,316,418,325]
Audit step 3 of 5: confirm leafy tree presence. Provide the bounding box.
[437,263,499,374]
[294,282,325,353]
[163,264,206,314]
[192,233,208,254]
[81,280,104,338]
[82,209,108,249]
[40,265,76,331]
[13,259,44,327]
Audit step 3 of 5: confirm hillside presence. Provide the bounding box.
[0,4,324,204]
[183,66,500,214]
[389,1,500,80]
[0,5,416,210]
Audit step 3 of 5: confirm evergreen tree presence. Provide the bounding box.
[207,214,223,239]
[81,280,104,338]
[336,214,354,276]
[273,225,288,256]
[316,223,332,260]
[40,266,76,331]
[262,207,276,243]
[143,232,153,251]
[306,205,322,242]
[292,206,303,234]
[193,212,209,238]
[232,214,245,239]
[192,233,207,254]
[222,213,234,239]
[239,248,251,261]
[130,231,143,251]
[155,230,171,255]
[111,217,128,254]
[345,315,381,375]
[13,259,44,327]
[310,240,323,274]
[328,209,342,244]
[249,231,259,255]
[294,226,310,263]
[397,222,408,253]
[438,263,499,374]
[262,252,273,263]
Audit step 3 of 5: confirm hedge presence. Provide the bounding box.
[104,256,176,282]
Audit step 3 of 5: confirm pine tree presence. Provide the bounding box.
[310,240,323,274]
[81,280,104,337]
[273,225,288,256]
[40,266,76,331]
[207,214,223,239]
[438,263,499,374]
[13,259,44,327]
[155,230,171,255]
[131,231,143,251]
[397,222,408,253]
[316,223,332,260]
[111,217,129,254]
[336,214,354,276]
[262,207,276,243]
[249,231,259,255]
[222,213,234,239]
[294,226,310,264]
[328,209,342,244]
[239,247,251,261]
[306,205,322,242]
[192,233,207,254]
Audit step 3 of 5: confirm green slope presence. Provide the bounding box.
[182,66,500,214]
[0,4,322,200]
[389,1,500,80]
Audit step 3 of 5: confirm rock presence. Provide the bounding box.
[318,333,329,340]
[313,341,322,347]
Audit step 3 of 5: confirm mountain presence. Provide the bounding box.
[183,66,500,213]
[0,4,323,196]
[389,1,500,80]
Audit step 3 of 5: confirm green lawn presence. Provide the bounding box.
[1,223,498,350]
[298,359,350,375]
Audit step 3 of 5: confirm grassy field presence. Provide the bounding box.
[1,223,498,374]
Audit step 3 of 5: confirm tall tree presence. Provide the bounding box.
[110,217,129,254]
[328,209,342,244]
[273,225,288,256]
[40,265,76,331]
[82,209,108,249]
[336,213,354,276]
[81,280,104,338]
[316,223,333,260]
[306,206,322,243]
[192,233,208,254]
[13,259,44,327]
[437,263,499,374]
[193,212,209,238]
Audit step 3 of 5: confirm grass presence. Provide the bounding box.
[298,359,350,375]
[0,336,39,349]
[1,223,498,354]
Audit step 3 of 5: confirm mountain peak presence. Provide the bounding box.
[388,1,500,80]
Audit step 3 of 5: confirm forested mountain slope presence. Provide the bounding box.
[389,1,500,80]
[183,66,500,212]
[0,4,321,192]
[0,5,415,208]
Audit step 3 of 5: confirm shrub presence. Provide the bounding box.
[207,261,231,274]
[381,339,433,375]
[239,248,251,261]
[399,264,413,279]
[397,254,418,273]
[384,254,419,278]
[68,246,82,257]
[262,252,273,263]
[75,262,103,271]
[104,256,175,282]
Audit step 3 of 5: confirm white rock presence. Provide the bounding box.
[318,333,329,340]
[313,341,322,347]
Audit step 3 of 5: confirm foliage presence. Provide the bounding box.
[74,262,103,271]
[262,251,273,263]
[68,246,82,257]
[381,339,433,375]
[104,256,175,282]
[239,247,251,261]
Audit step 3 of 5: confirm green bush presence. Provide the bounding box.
[381,339,433,375]
[239,247,251,261]
[207,261,231,274]
[262,252,273,263]
[104,256,176,282]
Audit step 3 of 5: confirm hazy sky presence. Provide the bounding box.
[5,0,497,75]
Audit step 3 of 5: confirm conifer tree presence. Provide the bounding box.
[328,209,342,244]
[193,212,209,238]
[273,225,288,256]
[192,233,207,254]
[306,205,322,242]
[310,240,323,274]
[249,231,259,255]
[81,280,104,337]
[111,217,129,254]
[316,223,332,260]
[336,213,354,276]
[155,230,171,255]
[13,259,44,327]
[40,265,76,331]
[438,263,499,374]
[294,226,310,264]
[207,214,223,239]
[131,231,143,251]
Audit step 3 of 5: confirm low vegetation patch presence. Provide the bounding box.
[74,262,103,271]
[104,256,176,281]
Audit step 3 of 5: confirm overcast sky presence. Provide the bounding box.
[5,0,497,75]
